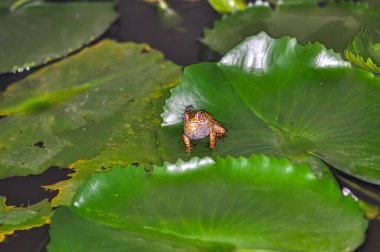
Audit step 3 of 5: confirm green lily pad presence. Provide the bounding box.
[163,32,380,184]
[202,2,380,55]
[0,197,51,242]
[0,39,180,179]
[45,89,174,207]
[0,0,117,74]
[47,155,367,251]
[345,29,380,74]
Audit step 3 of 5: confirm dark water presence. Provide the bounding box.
[0,1,379,251]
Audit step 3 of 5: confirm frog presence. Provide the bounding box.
[182,105,226,153]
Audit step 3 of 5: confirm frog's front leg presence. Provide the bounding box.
[209,128,217,150]
[182,134,191,153]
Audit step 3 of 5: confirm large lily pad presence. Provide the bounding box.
[163,32,380,184]
[47,155,367,251]
[202,2,380,55]
[0,197,51,242]
[0,39,180,240]
[0,0,117,74]
[0,39,180,179]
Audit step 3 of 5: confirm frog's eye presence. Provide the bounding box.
[197,112,202,119]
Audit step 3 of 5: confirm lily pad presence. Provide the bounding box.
[345,29,380,74]
[47,155,367,251]
[163,32,380,184]
[0,40,180,240]
[0,197,51,242]
[202,2,380,55]
[0,0,117,74]
[45,89,174,207]
[0,39,180,179]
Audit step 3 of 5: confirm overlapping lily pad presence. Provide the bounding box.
[47,155,367,251]
[163,32,380,184]
[345,29,380,74]
[202,2,380,55]
[0,0,118,73]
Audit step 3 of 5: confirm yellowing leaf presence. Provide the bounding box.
[0,197,52,242]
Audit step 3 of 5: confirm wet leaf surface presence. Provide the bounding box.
[202,2,380,55]
[1,1,379,250]
[48,155,367,252]
[0,0,117,73]
[0,40,181,179]
[163,32,380,184]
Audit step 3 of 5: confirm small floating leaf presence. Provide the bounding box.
[345,29,380,74]
[157,0,182,29]
[208,0,246,14]
[0,197,51,242]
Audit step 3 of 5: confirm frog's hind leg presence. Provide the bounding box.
[182,134,191,153]
[214,123,227,139]
[216,131,226,139]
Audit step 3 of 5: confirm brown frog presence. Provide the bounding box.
[182,105,226,153]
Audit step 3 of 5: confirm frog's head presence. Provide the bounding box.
[183,105,206,124]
